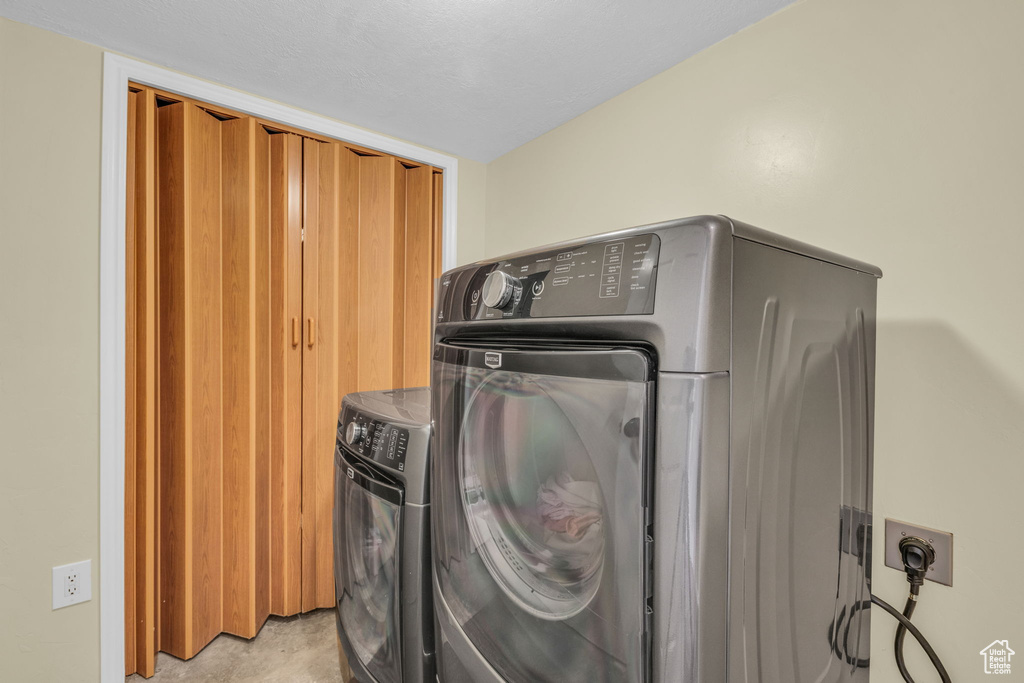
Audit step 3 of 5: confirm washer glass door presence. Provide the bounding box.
[432,343,652,683]
[334,448,404,683]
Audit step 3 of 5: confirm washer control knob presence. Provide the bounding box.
[481,270,522,309]
[345,421,366,445]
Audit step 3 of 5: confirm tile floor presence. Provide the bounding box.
[126,608,349,682]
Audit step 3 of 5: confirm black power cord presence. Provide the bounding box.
[873,535,951,683]
[870,593,950,682]
[828,530,952,680]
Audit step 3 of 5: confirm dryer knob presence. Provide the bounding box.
[481,270,522,309]
[345,421,366,445]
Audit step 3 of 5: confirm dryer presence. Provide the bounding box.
[430,216,880,682]
[333,387,434,683]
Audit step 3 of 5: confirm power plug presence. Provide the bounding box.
[884,519,953,586]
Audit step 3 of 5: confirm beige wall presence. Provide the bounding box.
[455,157,487,265]
[485,0,1024,680]
[0,16,485,681]
[0,17,104,680]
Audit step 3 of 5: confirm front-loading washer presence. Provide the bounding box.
[333,387,433,683]
[430,216,880,682]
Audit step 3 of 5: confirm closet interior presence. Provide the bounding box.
[124,84,443,677]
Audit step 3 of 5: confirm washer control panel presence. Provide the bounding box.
[447,233,660,321]
[339,415,410,472]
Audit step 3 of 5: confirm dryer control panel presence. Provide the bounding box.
[338,414,410,473]
[443,233,660,321]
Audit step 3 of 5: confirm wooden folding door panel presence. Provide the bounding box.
[337,148,360,405]
[356,155,407,391]
[300,138,321,612]
[403,164,436,387]
[252,124,274,629]
[432,169,444,295]
[125,87,157,678]
[156,100,224,659]
[300,139,342,611]
[392,160,408,387]
[220,116,272,639]
[267,131,303,616]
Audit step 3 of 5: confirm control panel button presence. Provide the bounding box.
[365,423,411,471]
[344,421,366,445]
[532,280,545,296]
[481,270,522,309]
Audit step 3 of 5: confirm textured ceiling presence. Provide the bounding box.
[0,0,794,161]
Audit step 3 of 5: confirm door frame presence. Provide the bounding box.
[99,52,459,682]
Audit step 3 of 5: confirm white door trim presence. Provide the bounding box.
[99,52,458,682]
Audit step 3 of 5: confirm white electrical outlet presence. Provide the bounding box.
[52,560,92,609]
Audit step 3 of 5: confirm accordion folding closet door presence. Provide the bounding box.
[123,85,443,677]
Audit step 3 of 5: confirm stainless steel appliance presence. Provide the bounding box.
[334,387,434,683]
[430,216,880,682]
